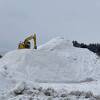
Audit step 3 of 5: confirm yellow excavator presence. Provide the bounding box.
[18,33,37,49]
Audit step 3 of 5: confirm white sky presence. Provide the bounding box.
[0,0,100,50]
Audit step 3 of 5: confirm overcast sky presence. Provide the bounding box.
[0,0,100,50]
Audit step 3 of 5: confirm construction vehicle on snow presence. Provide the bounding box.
[18,33,37,49]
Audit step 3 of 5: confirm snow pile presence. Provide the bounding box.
[38,37,73,51]
[1,37,100,99]
[1,82,99,100]
[0,37,100,84]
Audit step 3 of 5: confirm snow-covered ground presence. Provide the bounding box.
[0,48,9,58]
[0,37,100,100]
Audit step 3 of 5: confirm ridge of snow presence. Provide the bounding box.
[38,37,73,51]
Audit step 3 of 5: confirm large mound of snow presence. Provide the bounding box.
[0,37,100,84]
[38,37,73,51]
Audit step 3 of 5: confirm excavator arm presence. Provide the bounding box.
[33,33,37,49]
[24,35,34,43]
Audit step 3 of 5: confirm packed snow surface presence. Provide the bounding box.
[0,37,100,99]
[0,37,100,83]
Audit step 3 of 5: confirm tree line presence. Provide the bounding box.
[72,41,100,56]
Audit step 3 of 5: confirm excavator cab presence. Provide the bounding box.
[18,33,37,49]
[24,41,31,49]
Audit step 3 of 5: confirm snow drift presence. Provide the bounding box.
[0,37,100,84]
